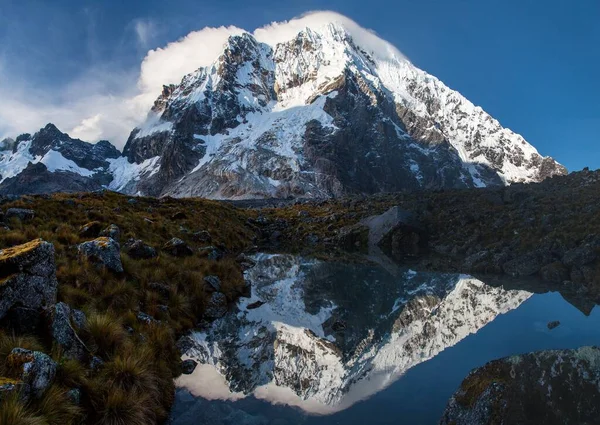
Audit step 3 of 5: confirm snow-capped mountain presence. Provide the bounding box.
[0,124,120,195]
[177,254,532,412]
[0,20,565,198]
[119,22,565,198]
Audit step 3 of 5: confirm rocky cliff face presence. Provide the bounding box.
[177,254,531,411]
[118,22,565,199]
[0,124,120,195]
[0,22,566,198]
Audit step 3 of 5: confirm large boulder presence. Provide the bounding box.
[440,346,600,425]
[123,239,157,260]
[7,348,57,399]
[0,239,57,320]
[50,302,89,360]
[78,237,123,272]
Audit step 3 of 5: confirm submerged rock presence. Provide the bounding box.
[78,237,123,272]
[0,239,57,320]
[440,346,600,425]
[181,359,198,375]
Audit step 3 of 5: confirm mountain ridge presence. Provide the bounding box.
[0,21,566,197]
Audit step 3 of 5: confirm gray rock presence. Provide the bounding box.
[5,208,35,221]
[205,292,227,320]
[181,359,198,375]
[9,348,57,399]
[562,245,597,268]
[124,239,157,260]
[78,237,123,273]
[163,238,193,257]
[203,275,221,292]
[0,380,28,401]
[0,239,58,320]
[67,388,81,405]
[137,311,157,324]
[99,224,121,241]
[51,302,89,360]
[199,246,223,261]
[89,356,104,371]
[440,346,600,425]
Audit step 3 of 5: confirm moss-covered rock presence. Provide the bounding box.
[441,346,600,425]
[0,239,57,320]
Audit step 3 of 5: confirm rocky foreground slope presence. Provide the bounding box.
[1,20,565,198]
[0,193,256,424]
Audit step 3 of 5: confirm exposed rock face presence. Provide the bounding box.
[50,302,89,361]
[8,348,57,399]
[440,346,600,425]
[115,23,564,199]
[0,22,565,199]
[0,239,58,320]
[0,123,120,195]
[78,237,123,272]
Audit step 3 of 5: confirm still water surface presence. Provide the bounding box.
[170,254,600,425]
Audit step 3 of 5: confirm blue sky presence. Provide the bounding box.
[0,0,598,171]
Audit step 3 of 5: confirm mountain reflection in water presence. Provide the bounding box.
[172,254,600,425]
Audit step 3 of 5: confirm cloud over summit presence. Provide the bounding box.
[0,11,406,148]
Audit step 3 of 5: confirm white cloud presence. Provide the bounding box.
[0,11,407,149]
[254,11,406,63]
[134,19,157,49]
[138,25,245,94]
